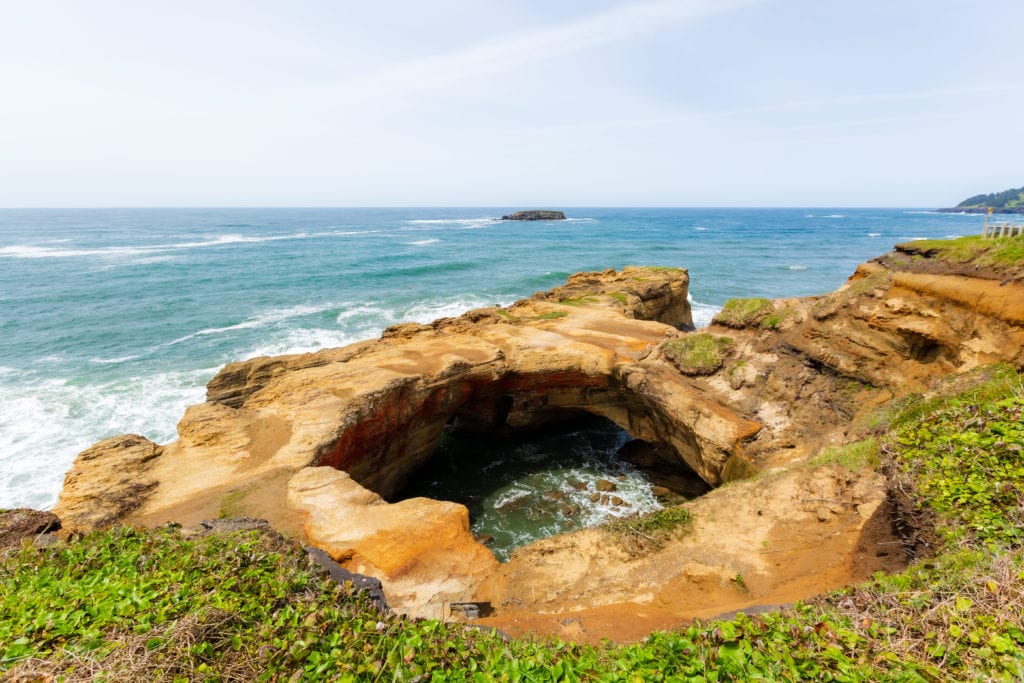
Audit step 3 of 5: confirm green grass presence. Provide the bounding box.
[900,235,1024,266]
[607,292,628,305]
[759,306,797,330]
[5,369,1024,681]
[889,392,1024,548]
[812,438,881,471]
[495,309,568,322]
[603,506,693,555]
[558,296,599,306]
[713,298,773,328]
[663,333,734,375]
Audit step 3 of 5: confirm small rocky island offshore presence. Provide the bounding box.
[501,210,566,220]
[5,235,1024,680]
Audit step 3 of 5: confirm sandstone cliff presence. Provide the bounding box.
[53,246,1024,624]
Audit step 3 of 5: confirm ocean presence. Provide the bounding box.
[0,207,983,511]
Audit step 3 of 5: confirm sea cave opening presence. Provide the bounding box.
[396,414,710,561]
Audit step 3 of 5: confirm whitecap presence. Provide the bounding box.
[868,232,881,237]
[824,214,845,219]
[242,328,363,358]
[690,301,722,329]
[694,226,708,231]
[787,265,808,271]
[90,354,143,365]
[405,218,499,230]
[403,295,504,323]
[0,366,212,509]
[0,231,316,260]
[166,304,335,347]
[405,238,440,246]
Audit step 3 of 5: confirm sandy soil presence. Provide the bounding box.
[473,464,905,644]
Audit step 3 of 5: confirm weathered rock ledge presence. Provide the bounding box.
[52,249,1024,628]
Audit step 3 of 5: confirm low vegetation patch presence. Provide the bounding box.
[713,298,773,328]
[663,333,734,375]
[603,506,693,554]
[887,390,1024,548]
[558,295,599,307]
[4,368,1024,681]
[813,437,881,471]
[899,235,1024,266]
[759,306,797,330]
[495,308,568,323]
[607,291,628,305]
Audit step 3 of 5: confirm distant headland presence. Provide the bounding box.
[938,185,1024,214]
[501,210,566,221]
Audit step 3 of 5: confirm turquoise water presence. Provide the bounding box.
[0,207,983,509]
[401,416,670,561]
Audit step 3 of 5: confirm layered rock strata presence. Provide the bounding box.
[53,246,1024,625]
[57,266,763,614]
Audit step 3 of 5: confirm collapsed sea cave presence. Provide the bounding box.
[396,414,710,561]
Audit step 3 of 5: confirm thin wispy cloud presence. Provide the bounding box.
[326,0,757,100]
[473,80,1024,134]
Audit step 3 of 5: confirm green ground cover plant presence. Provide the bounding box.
[3,367,1024,681]
[662,333,734,375]
[603,506,693,553]
[558,296,600,307]
[902,235,1024,266]
[713,298,773,328]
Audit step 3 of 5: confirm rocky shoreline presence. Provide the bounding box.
[33,242,1024,635]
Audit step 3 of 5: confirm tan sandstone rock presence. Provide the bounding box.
[287,467,498,617]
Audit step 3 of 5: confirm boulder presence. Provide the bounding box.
[0,509,61,551]
[53,434,162,534]
[287,467,498,617]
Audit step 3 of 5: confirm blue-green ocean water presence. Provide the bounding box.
[0,207,983,510]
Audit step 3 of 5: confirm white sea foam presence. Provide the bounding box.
[868,232,882,237]
[404,218,499,230]
[694,226,708,231]
[0,231,318,260]
[90,353,144,365]
[0,365,211,509]
[243,328,364,359]
[166,304,335,347]
[406,238,441,246]
[824,214,845,219]
[403,296,502,323]
[690,300,721,328]
[787,265,808,271]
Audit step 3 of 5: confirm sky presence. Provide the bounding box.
[1,0,1022,208]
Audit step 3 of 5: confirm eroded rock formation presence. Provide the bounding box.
[53,246,1024,628]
